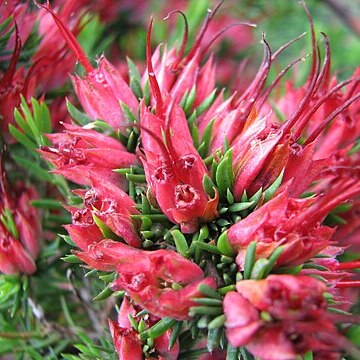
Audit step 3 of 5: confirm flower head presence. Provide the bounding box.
[39,122,138,186]
[224,275,347,359]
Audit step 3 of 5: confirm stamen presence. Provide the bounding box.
[337,261,360,270]
[0,25,21,87]
[34,1,93,73]
[146,19,165,118]
[335,281,360,288]
[164,10,189,71]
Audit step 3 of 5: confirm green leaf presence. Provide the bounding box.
[193,241,221,255]
[139,318,176,340]
[189,306,223,316]
[19,95,41,144]
[40,101,52,133]
[192,298,222,306]
[226,189,235,204]
[202,175,217,198]
[263,168,285,202]
[168,321,182,350]
[184,85,196,115]
[0,16,13,34]
[31,199,62,209]
[12,155,53,183]
[120,101,138,123]
[240,347,254,360]
[195,89,217,116]
[172,230,189,258]
[226,344,239,360]
[207,327,222,352]
[250,258,270,279]
[90,120,115,134]
[131,214,169,222]
[58,234,76,247]
[207,314,225,329]
[93,214,121,241]
[248,187,263,209]
[263,246,284,277]
[179,89,189,109]
[61,254,82,263]
[228,201,254,213]
[217,231,234,257]
[189,121,200,149]
[346,325,360,346]
[347,138,360,156]
[215,149,234,198]
[8,124,37,150]
[198,284,222,300]
[1,208,18,239]
[13,107,32,136]
[244,241,257,279]
[66,99,93,125]
[198,118,215,158]
[127,57,143,99]
[31,98,44,133]
[143,79,150,106]
[93,285,114,301]
[198,224,209,242]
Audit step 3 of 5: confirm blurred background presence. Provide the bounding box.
[73,0,360,93]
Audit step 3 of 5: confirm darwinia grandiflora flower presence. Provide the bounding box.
[0,1,359,359]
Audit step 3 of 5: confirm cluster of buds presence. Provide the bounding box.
[0,1,359,359]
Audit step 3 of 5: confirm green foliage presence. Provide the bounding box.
[10,96,51,150]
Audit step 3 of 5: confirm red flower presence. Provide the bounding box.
[71,55,139,129]
[76,238,216,319]
[109,297,180,360]
[0,176,41,274]
[228,170,360,269]
[65,176,141,255]
[108,298,143,360]
[40,123,138,187]
[111,244,216,320]
[32,0,86,90]
[36,2,138,127]
[140,102,218,233]
[224,275,343,359]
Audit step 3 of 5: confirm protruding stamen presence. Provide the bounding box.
[164,10,189,71]
[335,281,360,288]
[34,1,93,73]
[146,18,165,118]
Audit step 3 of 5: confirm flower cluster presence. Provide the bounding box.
[0,1,359,359]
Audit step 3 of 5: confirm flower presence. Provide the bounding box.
[39,122,138,187]
[108,298,143,360]
[36,2,139,128]
[32,0,85,90]
[112,246,216,320]
[65,176,141,256]
[109,297,180,360]
[0,174,41,274]
[24,2,360,359]
[224,275,348,360]
[228,168,360,270]
[140,102,218,233]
